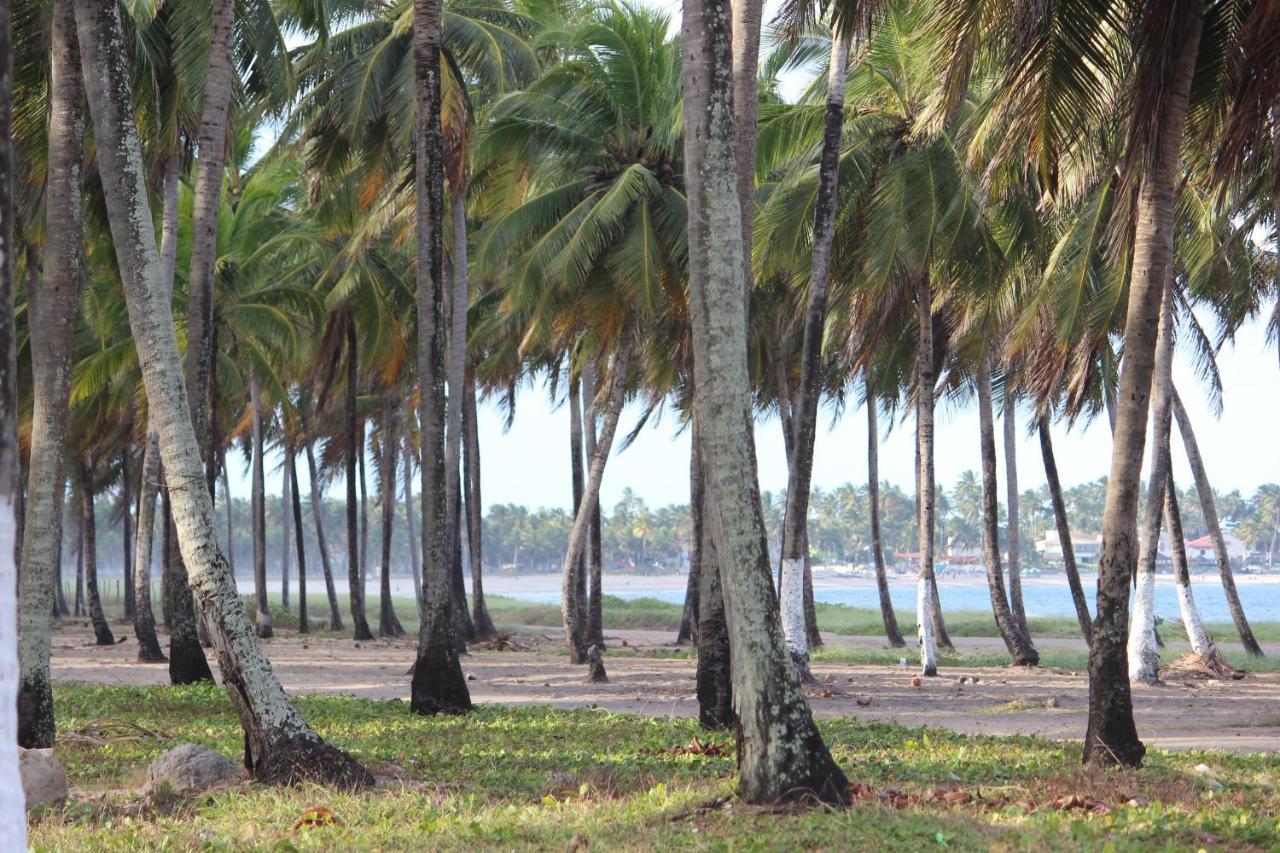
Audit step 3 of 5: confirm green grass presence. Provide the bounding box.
[28,683,1280,850]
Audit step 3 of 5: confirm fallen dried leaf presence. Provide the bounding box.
[293,807,341,831]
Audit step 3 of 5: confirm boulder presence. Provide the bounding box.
[144,743,242,795]
[20,748,68,809]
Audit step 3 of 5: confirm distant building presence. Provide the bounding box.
[1036,530,1101,564]
[1180,532,1246,563]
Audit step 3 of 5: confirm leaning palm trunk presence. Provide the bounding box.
[914,277,939,677]
[681,0,848,802]
[778,34,850,682]
[0,0,27,828]
[378,399,404,637]
[133,430,168,662]
[1002,394,1029,637]
[221,457,235,575]
[75,0,373,786]
[303,434,344,631]
[1164,474,1212,656]
[463,374,496,638]
[1171,389,1262,655]
[1127,283,1176,685]
[182,0,234,462]
[280,439,291,612]
[867,389,905,647]
[18,0,83,746]
[287,443,309,634]
[1038,417,1092,643]
[79,462,114,646]
[678,434,703,645]
[977,359,1037,665]
[345,325,373,641]
[249,372,272,639]
[581,362,604,649]
[564,375,587,661]
[409,0,471,714]
[120,447,134,618]
[162,489,213,684]
[1085,3,1202,769]
[559,336,633,671]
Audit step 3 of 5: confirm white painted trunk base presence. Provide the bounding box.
[1128,567,1160,682]
[917,576,937,675]
[0,497,26,843]
[1175,581,1212,656]
[780,558,807,664]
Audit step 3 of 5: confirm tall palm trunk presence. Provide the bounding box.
[1164,473,1212,656]
[121,447,134,618]
[0,0,25,828]
[303,432,344,630]
[1128,283,1176,684]
[463,373,496,638]
[403,446,424,617]
[1038,417,1091,643]
[564,374,587,661]
[977,359,1037,665]
[73,535,84,617]
[778,34,851,679]
[280,437,291,612]
[681,0,848,802]
[559,337,633,669]
[410,0,471,714]
[582,362,604,649]
[378,398,404,637]
[867,390,905,647]
[18,0,83,746]
[182,0,234,462]
[133,433,167,662]
[694,427,731,729]
[915,277,939,676]
[286,441,309,634]
[249,372,272,638]
[345,324,373,641]
[1171,389,1262,655]
[79,461,113,645]
[1085,3,1202,768]
[1002,394,1029,636]
[359,438,370,609]
[221,457,235,576]
[678,433,703,645]
[162,488,212,683]
[445,192,475,644]
[75,0,372,786]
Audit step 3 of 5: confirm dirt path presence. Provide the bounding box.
[50,623,1280,754]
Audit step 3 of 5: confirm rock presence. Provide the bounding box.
[145,743,242,795]
[1194,763,1213,774]
[1044,697,1060,709]
[20,748,68,808]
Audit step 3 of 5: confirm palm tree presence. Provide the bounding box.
[865,381,904,647]
[74,0,372,786]
[681,0,847,804]
[18,0,83,747]
[1037,415,1092,642]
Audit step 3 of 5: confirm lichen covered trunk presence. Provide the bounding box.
[74,0,372,786]
[681,0,848,802]
[249,372,272,639]
[582,362,604,649]
[444,192,475,645]
[563,375,587,662]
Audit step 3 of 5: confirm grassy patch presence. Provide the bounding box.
[28,683,1280,851]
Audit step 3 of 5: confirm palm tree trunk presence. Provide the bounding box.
[410,0,471,714]
[564,374,587,661]
[1002,394,1029,637]
[345,323,373,641]
[182,0,234,468]
[559,337,633,669]
[403,446,424,617]
[378,398,404,637]
[249,371,272,638]
[581,361,603,648]
[73,535,84,617]
[280,434,291,612]
[677,433,703,645]
[0,0,25,829]
[121,447,134,618]
[867,389,905,647]
[1128,282,1176,684]
[1171,389,1262,655]
[1038,417,1092,643]
[75,0,372,786]
[463,372,496,638]
[287,441,309,634]
[303,431,344,631]
[915,276,940,676]
[162,489,213,683]
[359,433,370,614]
[695,431,731,730]
[18,0,82,746]
[79,461,113,645]
[778,32,851,681]
[681,0,848,801]
[1085,3,1202,768]
[445,192,475,645]
[977,358,1037,665]
[132,431,167,661]
[221,454,235,576]
[1165,472,1212,656]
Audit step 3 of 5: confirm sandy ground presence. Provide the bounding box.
[51,622,1280,755]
